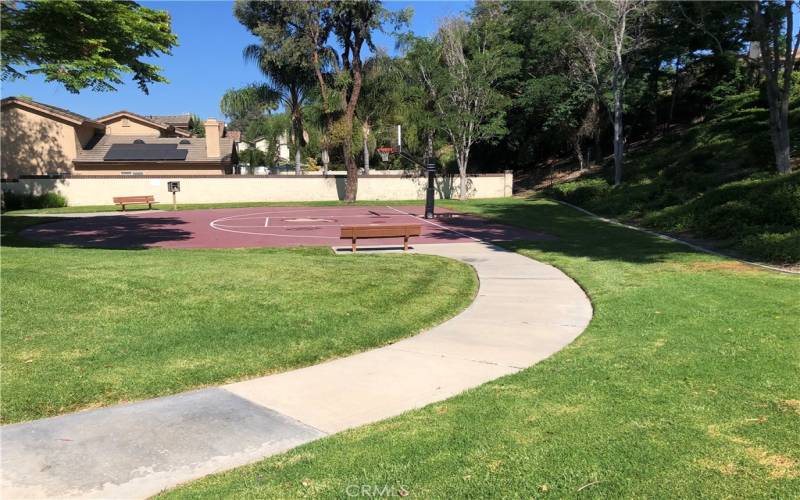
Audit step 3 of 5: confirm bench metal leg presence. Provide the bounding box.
[352,237,357,253]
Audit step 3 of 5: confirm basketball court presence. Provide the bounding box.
[21,205,552,250]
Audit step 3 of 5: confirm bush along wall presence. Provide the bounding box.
[1,191,68,212]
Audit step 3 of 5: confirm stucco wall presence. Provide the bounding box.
[262,170,408,176]
[2,172,512,206]
[73,164,227,176]
[0,106,96,179]
[102,116,162,136]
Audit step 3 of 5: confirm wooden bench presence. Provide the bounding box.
[112,195,159,211]
[340,224,422,252]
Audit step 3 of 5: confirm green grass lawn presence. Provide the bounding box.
[0,216,476,423]
[164,197,799,499]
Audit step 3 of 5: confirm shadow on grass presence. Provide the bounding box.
[2,215,193,250]
[451,197,703,266]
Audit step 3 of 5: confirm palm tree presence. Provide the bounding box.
[220,44,315,174]
[356,52,400,174]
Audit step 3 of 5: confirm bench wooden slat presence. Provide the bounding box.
[340,224,422,252]
[112,195,159,211]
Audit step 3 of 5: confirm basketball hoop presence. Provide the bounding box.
[377,147,395,162]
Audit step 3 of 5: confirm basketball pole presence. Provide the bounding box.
[382,124,435,219]
[424,161,435,219]
[398,124,434,219]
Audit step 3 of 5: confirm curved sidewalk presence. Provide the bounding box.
[1,242,592,499]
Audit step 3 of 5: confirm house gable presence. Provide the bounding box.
[96,112,169,137]
[0,98,103,179]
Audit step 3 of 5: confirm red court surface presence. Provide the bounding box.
[21,205,554,249]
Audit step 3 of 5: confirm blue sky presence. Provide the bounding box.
[1,1,472,122]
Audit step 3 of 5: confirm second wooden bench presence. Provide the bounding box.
[340,224,422,252]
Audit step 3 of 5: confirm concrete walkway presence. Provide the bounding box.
[1,242,592,499]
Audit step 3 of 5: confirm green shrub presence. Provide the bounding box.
[696,200,765,239]
[741,230,800,263]
[765,182,800,227]
[641,204,694,233]
[1,191,67,211]
[548,178,610,205]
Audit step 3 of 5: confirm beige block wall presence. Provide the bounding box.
[2,173,512,206]
[284,170,408,176]
[102,116,162,136]
[73,164,227,176]
[1,107,96,179]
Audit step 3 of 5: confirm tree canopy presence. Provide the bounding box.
[1,0,178,93]
[223,0,798,200]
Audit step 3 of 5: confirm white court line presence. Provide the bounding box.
[209,207,421,240]
[209,220,340,239]
[220,213,395,221]
[210,217,273,223]
[385,206,482,242]
[215,224,343,229]
[210,208,399,220]
[215,208,351,216]
[277,215,394,219]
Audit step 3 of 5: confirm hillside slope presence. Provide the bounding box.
[547,91,800,263]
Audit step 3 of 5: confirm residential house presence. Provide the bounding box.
[0,97,236,178]
[0,97,104,179]
[232,133,291,175]
[249,134,292,163]
[146,114,194,136]
[96,111,191,138]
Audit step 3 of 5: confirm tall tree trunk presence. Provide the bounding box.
[750,0,797,174]
[424,131,435,166]
[457,149,469,201]
[293,123,303,175]
[291,92,303,175]
[767,88,792,173]
[343,131,358,201]
[574,135,585,171]
[362,123,370,175]
[295,147,302,175]
[342,41,364,202]
[321,148,330,175]
[612,70,625,186]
